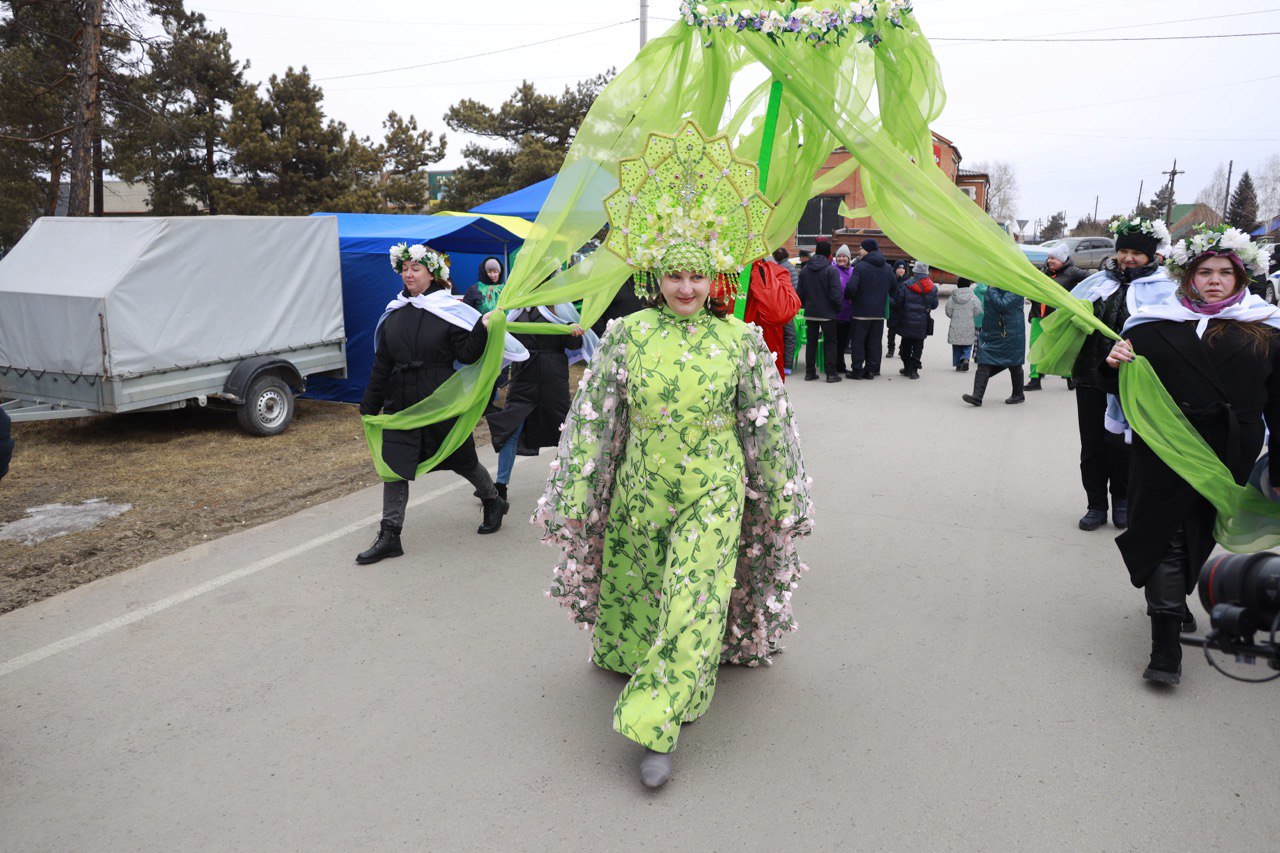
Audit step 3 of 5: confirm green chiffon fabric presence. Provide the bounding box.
[360,3,1280,550]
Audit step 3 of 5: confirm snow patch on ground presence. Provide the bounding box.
[0,500,133,545]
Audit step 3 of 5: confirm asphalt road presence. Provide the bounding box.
[2,338,1277,852]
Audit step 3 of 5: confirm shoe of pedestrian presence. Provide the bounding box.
[784,367,792,375]
[495,482,508,502]
[825,374,842,383]
[1025,377,1042,391]
[1181,606,1198,634]
[356,521,404,565]
[908,369,920,380]
[863,369,876,380]
[1142,614,1182,685]
[886,349,895,358]
[845,371,862,380]
[962,394,982,407]
[1066,378,1077,391]
[1078,509,1108,531]
[478,495,510,534]
[1112,499,1128,529]
[960,359,970,372]
[640,748,673,788]
[804,373,819,381]
[1005,394,1025,404]
[898,367,910,376]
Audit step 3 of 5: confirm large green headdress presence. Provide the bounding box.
[603,120,774,300]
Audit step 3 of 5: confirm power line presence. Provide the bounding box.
[199,7,623,27]
[934,30,1280,43]
[315,19,637,81]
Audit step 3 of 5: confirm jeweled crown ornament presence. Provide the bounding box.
[603,120,774,301]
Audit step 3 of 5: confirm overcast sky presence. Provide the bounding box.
[191,0,1280,227]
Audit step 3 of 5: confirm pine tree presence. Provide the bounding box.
[1149,182,1176,222]
[1040,212,1066,242]
[215,67,383,215]
[1226,171,1259,232]
[441,72,613,210]
[379,111,446,213]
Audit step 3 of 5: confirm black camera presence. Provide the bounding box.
[1183,552,1280,681]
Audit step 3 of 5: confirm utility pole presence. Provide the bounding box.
[1221,159,1235,221]
[640,0,649,48]
[69,0,103,217]
[1162,158,1185,224]
[1135,179,1144,214]
[1093,195,1099,223]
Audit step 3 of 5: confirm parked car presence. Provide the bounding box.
[0,216,347,435]
[1036,236,1114,270]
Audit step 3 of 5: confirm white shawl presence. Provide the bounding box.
[376,289,529,368]
[505,303,600,366]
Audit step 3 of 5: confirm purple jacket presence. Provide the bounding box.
[835,263,855,322]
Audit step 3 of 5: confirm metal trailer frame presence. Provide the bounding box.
[0,340,346,424]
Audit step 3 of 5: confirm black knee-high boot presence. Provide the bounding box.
[1142,531,1188,684]
[963,366,990,406]
[1006,366,1026,404]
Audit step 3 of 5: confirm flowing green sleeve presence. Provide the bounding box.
[724,322,814,667]
[533,318,631,628]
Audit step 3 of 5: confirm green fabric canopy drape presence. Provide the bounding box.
[361,2,1280,553]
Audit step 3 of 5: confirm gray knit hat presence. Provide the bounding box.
[1048,244,1071,263]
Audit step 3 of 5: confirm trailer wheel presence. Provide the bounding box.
[237,374,294,436]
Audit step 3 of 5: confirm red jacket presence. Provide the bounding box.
[743,260,802,380]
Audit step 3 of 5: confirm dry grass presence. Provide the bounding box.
[0,399,496,614]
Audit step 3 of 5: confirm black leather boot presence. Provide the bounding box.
[495,482,508,502]
[478,495,509,534]
[963,367,990,407]
[356,521,404,565]
[1006,366,1026,404]
[1142,614,1183,685]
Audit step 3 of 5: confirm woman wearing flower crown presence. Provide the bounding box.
[356,243,526,565]
[1104,225,1280,685]
[1066,217,1175,533]
[534,123,813,788]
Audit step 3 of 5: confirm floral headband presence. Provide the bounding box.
[389,242,450,280]
[1109,216,1172,257]
[1167,224,1273,280]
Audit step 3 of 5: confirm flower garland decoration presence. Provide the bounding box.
[1109,215,1172,257]
[1166,223,1274,280]
[679,1,914,48]
[602,120,774,300]
[388,242,451,280]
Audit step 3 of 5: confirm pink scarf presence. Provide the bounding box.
[1179,286,1248,316]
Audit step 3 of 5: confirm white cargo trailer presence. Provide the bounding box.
[0,216,346,435]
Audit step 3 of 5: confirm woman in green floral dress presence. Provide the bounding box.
[534,122,813,788]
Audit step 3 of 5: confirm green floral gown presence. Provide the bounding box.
[535,305,813,754]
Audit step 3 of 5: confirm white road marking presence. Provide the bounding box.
[0,466,520,677]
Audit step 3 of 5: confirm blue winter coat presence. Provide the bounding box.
[798,254,844,320]
[977,286,1026,367]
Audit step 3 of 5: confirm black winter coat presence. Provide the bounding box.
[798,255,843,320]
[1099,321,1280,589]
[1028,263,1089,320]
[360,291,490,479]
[486,308,576,454]
[591,280,646,338]
[845,251,895,318]
[0,408,12,481]
[892,277,939,339]
[1071,261,1161,388]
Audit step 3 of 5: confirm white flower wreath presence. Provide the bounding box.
[1166,224,1274,279]
[388,242,451,280]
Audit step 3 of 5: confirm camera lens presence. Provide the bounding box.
[1200,552,1280,630]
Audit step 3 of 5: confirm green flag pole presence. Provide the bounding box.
[735,77,785,320]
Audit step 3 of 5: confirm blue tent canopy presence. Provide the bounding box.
[469,176,555,221]
[305,212,526,403]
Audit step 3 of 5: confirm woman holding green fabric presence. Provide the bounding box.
[534,122,813,789]
[1104,227,1279,685]
[356,244,525,565]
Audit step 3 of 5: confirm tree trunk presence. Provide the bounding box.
[47,139,64,215]
[68,0,103,217]
[93,132,104,215]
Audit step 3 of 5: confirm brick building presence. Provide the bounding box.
[790,131,990,263]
